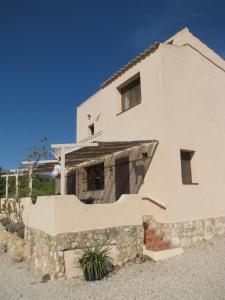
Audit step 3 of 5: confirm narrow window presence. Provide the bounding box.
[88,123,94,135]
[180,150,195,184]
[87,163,104,191]
[120,76,141,112]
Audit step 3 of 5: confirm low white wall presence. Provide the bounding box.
[22,195,162,236]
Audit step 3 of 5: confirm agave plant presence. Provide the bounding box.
[77,243,111,281]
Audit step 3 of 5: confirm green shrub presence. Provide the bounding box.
[77,243,112,281]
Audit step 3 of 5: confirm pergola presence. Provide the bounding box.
[1,169,27,198]
[1,161,58,198]
[20,142,97,196]
[1,140,158,198]
[35,140,158,196]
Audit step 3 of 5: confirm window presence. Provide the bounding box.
[88,123,94,135]
[180,150,195,184]
[87,163,104,191]
[120,76,141,112]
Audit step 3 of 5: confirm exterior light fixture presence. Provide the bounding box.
[142,152,148,160]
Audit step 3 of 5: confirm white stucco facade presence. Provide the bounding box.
[76,28,225,223]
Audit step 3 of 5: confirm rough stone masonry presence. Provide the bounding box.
[25,225,144,280]
[1,214,225,280]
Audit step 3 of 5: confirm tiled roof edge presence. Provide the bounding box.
[101,42,160,88]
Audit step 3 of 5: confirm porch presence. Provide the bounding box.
[42,140,159,203]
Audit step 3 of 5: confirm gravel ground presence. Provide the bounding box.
[0,236,225,300]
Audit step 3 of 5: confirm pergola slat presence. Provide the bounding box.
[65,140,157,165]
[24,140,159,195]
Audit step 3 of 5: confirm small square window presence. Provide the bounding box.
[119,76,141,112]
[180,150,195,184]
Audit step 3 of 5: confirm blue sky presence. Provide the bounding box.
[0,0,224,170]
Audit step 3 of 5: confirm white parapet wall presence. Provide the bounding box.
[21,195,162,236]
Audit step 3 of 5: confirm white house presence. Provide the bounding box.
[75,28,225,224]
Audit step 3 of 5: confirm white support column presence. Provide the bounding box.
[15,170,19,198]
[60,145,66,195]
[28,168,33,195]
[5,175,9,198]
[51,142,95,196]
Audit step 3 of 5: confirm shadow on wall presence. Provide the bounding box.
[135,164,146,184]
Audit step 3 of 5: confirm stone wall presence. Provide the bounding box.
[0,224,25,258]
[143,215,225,248]
[25,225,144,280]
[1,207,225,281]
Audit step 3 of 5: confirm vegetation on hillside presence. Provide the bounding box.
[0,168,55,198]
[0,138,56,198]
[18,174,55,197]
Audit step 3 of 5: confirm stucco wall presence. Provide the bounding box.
[76,29,225,223]
[22,195,162,236]
[165,28,225,70]
[77,90,104,142]
[144,42,225,222]
[77,45,165,143]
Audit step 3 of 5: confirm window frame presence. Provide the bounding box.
[117,73,142,114]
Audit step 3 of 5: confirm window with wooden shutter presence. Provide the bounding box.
[180,150,195,184]
[120,76,141,112]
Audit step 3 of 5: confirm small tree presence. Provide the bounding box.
[26,137,49,169]
[25,137,51,196]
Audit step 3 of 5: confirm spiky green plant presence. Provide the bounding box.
[77,243,111,281]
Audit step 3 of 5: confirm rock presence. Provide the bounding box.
[171,236,180,247]
[58,251,64,257]
[13,256,24,263]
[40,274,51,283]
[203,232,215,241]
[0,244,7,254]
[71,242,78,249]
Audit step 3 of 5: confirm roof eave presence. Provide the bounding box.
[101,42,160,88]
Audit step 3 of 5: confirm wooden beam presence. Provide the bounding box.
[22,160,58,165]
[51,143,97,149]
[97,140,157,146]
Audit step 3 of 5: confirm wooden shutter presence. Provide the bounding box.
[121,77,141,112]
[115,156,130,200]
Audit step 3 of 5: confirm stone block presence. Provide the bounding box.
[171,236,180,247]
[143,245,184,261]
[203,232,215,240]
[107,245,117,265]
[64,250,83,279]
